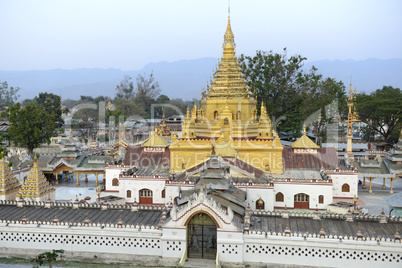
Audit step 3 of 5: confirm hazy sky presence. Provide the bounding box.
[1,0,401,71]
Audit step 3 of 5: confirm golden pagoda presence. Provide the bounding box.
[106,97,113,110]
[0,154,20,200]
[17,155,55,202]
[169,15,283,174]
[156,113,171,138]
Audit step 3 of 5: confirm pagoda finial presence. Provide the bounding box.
[303,124,306,136]
[224,9,234,44]
[260,101,267,117]
[348,83,353,96]
[186,106,190,120]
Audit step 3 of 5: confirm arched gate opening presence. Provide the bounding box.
[187,213,217,259]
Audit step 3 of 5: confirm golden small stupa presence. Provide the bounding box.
[17,155,55,202]
[0,154,20,200]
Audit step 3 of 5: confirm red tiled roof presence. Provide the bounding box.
[282,147,338,170]
[123,145,170,167]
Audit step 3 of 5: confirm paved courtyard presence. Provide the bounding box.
[358,176,402,216]
[54,173,106,204]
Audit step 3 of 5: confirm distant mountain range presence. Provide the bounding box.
[0,58,401,101]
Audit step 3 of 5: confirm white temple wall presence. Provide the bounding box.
[242,234,401,268]
[217,230,244,263]
[330,173,358,198]
[119,178,166,204]
[237,186,274,211]
[0,224,163,258]
[0,191,18,201]
[1,222,401,266]
[161,227,186,259]
[105,168,123,192]
[104,166,131,192]
[273,183,333,210]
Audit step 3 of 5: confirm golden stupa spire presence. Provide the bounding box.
[205,11,251,100]
[106,97,112,110]
[224,12,234,45]
[186,106,190,120]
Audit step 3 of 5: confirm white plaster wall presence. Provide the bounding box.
[0,191,18,201]
[237,186,274,211]
[161,227,186,259]
[1,222,401,267]
[105,168,126,192]
[330,174,358,198]
[119,179,166,204]
[273,183,333,210]
[0,224,162,257]
[217,230,244,263]
[243,234,402,268]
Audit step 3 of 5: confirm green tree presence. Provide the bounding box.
[114,72,161,118]
[239,49,346,139]
[116,75,135,99]
[354,86,402,143]
[31,249,64,268]
[1,103,58,155]
[154,94,170,117]
[0,81,20,111]
[34,92,64,127]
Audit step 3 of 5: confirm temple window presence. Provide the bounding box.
[256,198,264,210]
[318,195,324,204]
[276,192,284,202]
[112,178,119,186]
[161,189,165,198]
[214,111,218,120]
[127,190,131,198]
[342,183,350,192]
[237,111,241,120]
[140,189,153,197]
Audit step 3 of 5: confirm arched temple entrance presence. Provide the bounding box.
[187,213,217,259]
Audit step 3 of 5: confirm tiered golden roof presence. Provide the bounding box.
[142,131,170,148]
[17,155,54,200]
[169,14,283,174]
[0,155,20,198]
[291,126,319,149]
[204,15,252,100]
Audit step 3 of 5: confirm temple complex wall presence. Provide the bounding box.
[0,222,400,267]
[242,234,401,267]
